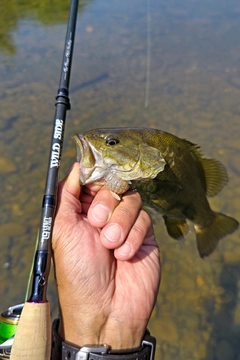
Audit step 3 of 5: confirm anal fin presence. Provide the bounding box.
[163,216,190,241]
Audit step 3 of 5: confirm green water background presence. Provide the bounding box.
[0,0,240,359]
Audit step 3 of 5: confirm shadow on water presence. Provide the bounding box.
[206,262,240,360]
[71,72,109,93]
[0,0,92,54]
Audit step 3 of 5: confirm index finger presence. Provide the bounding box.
[87,186,121,227]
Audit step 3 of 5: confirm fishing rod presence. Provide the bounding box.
[6,0,79,359]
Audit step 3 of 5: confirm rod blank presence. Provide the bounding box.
[10,0,79,359]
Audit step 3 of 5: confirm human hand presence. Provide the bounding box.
[52,162,160,349]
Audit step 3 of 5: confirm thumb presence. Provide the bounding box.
[64,162,81,198]
[56,162,81,213]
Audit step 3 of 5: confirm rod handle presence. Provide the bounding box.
[10,302,51,360]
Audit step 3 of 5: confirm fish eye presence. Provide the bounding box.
[106,137,120,146]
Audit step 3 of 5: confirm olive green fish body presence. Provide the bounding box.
[73,127,239,257]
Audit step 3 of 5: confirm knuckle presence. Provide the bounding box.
[132,211,151,237]
[117,205,133,219]
[123,190,142,207]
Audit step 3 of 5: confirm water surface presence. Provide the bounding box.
[0,1,240,359]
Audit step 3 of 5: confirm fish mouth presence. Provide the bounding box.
[72,134,93,184]
[72,133,106,184]
[72,134,87,162]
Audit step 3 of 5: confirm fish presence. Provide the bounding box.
[72,127,239,257]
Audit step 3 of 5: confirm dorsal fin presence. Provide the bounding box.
[182,139,228,197]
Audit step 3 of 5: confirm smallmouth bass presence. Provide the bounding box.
[72,127,239,257]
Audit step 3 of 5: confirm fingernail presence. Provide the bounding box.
[104,224,122,242]
[117,242,131,256]
[91,204,110,223]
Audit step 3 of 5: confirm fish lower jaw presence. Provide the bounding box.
[80,176,105,186]
[79,166,108,185]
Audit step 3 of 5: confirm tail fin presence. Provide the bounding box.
[195,213,239,258]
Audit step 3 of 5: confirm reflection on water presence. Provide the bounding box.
[0,0,91,54]
[0,0,240,359]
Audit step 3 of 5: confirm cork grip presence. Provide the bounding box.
[10,302,51,360]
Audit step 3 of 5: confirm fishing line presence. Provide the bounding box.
[24,230,39,302]
[144,0,152,108]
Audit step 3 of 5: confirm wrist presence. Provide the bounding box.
[58,313,147,349]
[52,318,156,360]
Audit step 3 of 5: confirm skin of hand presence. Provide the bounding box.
[52,162,161,349]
